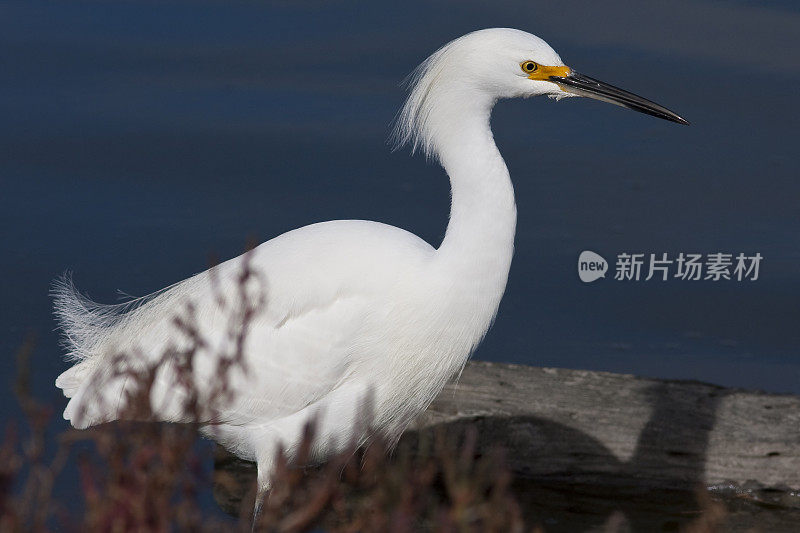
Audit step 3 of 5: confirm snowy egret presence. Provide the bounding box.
[54,28,686,512]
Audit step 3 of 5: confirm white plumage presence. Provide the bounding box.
[54,28,686,504]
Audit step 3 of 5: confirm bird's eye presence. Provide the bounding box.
[521,61,538,73]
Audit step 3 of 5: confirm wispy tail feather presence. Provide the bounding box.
[52,273,152,425]
[51,272,175,362]
[52,272,122,362]
[51,271,196,427]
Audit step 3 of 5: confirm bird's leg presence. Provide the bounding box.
[251,486,267,532]
[251,462,272,532]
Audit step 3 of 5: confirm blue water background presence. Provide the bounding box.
[1,0,799,491]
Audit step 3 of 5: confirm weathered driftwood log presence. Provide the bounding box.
[412,361,800,491]
[214,361,800,526]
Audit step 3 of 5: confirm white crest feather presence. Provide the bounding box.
[391,35,465,160]
[391,28,566,160]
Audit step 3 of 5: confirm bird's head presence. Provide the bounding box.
[394,28,687,159]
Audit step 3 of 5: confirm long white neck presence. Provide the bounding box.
[434,96,517,295]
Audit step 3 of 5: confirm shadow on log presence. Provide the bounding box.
[415,362,799,490]
[214,362,800,530]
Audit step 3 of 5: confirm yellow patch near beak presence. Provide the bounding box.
[527,64,571,81]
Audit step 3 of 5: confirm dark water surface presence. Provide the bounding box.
[1,0,799,481]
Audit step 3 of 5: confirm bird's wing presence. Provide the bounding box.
[63,271,373,428]
[188,292,373,427]
[59,219,431,430]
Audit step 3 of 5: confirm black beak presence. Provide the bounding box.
[549,71,689,125]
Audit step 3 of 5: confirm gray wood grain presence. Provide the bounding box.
[213,362,800,527]
[414,361,800,490]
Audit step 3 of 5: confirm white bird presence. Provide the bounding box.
[53,28,686,513]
